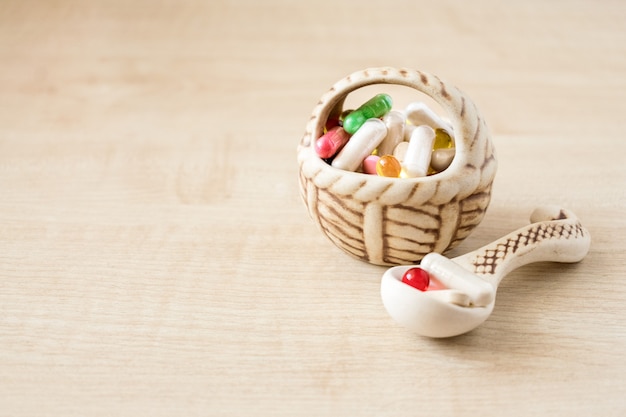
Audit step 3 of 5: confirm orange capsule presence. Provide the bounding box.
[376,154,402,177]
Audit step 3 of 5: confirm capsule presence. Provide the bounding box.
[362,155,380,175]
[431,148,456,172]
[315,126,351,159]
[342,94,393,134]
[401,267,430,291]
[325,117,339,131]
[403,125,435,178]
[377,111,406,156]
[332,118,387,172]
[338,109,353,127]
[393,141,409,162]
[433,128,454,149]
[376,155,402,178]
[405,102,452,133]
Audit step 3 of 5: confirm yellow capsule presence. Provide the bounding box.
[433,128,454,150]
[376,154,402,178]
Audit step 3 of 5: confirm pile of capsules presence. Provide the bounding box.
[315,93,456,178]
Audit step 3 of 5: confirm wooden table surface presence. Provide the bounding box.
[2,1,625,415]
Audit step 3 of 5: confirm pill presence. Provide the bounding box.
[393,141,409,162]
[376,155,402,177]
[426,276,446,291]
[325,117,339,131]
[377,111,406,156]
[403,124,414,142]
[362,155,380,175]
[405,102,452,132]
[332,118,387,172]
[338,109,353,127]
[425,289,472,307]
[420,252,494,307]
[314,126,351,159]
[401,268,471,306]
[431,148,456,172]
[402,267,430,291]
[433,128,454,149]
[403,125,435,178]
[342,94,393,134]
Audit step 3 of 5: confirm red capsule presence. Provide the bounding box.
[401,267,430,291]
[325,116,340,131]
[314,126,351,159]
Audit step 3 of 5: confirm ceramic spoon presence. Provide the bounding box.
[380,206,591,338]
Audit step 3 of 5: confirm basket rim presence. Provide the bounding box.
[301,67,490,178]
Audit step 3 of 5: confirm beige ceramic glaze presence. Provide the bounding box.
[297,67,497,266]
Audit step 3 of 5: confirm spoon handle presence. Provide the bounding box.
[449,206,591,287]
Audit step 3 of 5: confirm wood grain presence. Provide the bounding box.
[1,1,625,416]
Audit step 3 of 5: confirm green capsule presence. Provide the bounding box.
[342,94,393,134]
[337,109,354,127]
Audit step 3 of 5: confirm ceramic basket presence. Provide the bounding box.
[297,67,497,266]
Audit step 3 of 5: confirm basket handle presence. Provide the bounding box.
[300,67,495,178]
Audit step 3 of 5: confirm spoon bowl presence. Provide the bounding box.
[380,206,591,338]
[381,266,494,338]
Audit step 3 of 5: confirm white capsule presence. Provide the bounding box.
[441,117,454,132]
[405,102,452,132]
[332,118,387,172]
[420,252,495,307]
[403,125,435,178]
[425,289,471,307]
[377,111,405,156]
[403,123,416,142]
[393,141,409,162]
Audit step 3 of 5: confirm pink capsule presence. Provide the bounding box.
[314,127,351,159]
[362,155,380,174]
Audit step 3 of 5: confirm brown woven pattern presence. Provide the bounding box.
[471,216,587,275]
